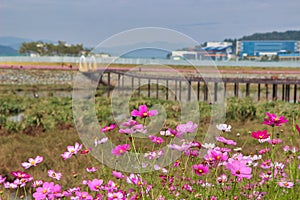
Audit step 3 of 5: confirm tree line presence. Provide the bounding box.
[19,41,91,56]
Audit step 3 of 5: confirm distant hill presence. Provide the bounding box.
[0,36,55,51]
[0,36,33,50]
[240,30,300,41]
[0,45,19,56]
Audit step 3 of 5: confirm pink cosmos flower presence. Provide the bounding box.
[33,182,60,200]
[217,174,228,183]
[209,149,228,162]
[75,191,93,200]
[112,144,130,156]
[86,167,98,173]
[95,137,108,147]
[251,130,270,140]
[67,187,80,194]
[101,124,117,132]
[87,179,103,191]
[169,121,198,138]
[154,165,168,173]
[216,136,237,146]
[226,159,252,179]
[119,123,147,135]
[11,171,30,179]
[112,171,125,179]
[48,184,62,199]
[259,148,270,155]
[14,176,33,187]
[104,180,118,192]
[144,150,164,160]
[183,184,192,192]
[286,146,296,153]
[131,105,158,118]
[32,180,43,188]
[176,121,198,134]
[260,160,273,169]
[22,155,43,169]
[4,182,18,189]
[278,181,294,188]
[126,174,144,186]
[168,142,192,151]
[184,149,199,157]
[0,175,6,184]
[263,112,288,126]
[193,164,209,176]
[149,135,164,144]
[48,170,62,180]
[267,138,282,145]
[107,191,125,200]
[61,142,82,160]
[121,119,138,127]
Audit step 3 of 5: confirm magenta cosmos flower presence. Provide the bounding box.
[0,175,6,184]
[11,171,30,179]
[193,164,209,176]
[149,135,164,144]
[251,130,270,140]
[296,124,300,133]
[131,105,158,118]
[226,160,252,179]
[101,124,117,132]
[112,144,130,156]
[263,112,288,126]
[22,155,43,169]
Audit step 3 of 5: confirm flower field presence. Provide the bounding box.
[0,94,299,199]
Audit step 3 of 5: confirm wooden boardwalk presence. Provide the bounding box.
[84,70,300,103]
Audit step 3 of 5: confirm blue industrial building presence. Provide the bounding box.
[237,40,300,57]
[172,42,234,61]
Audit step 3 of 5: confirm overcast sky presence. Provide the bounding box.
[1,0,299,47]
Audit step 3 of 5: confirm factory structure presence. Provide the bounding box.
[171,40,300,61]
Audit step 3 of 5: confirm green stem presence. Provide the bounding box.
[14,186,19,200]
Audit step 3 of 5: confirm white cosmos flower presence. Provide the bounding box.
[216,124,231,132]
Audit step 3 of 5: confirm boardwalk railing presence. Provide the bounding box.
[83,70,300,103]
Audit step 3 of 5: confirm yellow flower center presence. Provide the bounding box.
[143,112,148,117]
[275,117,279,122]
[43,189,47,194]
[259,135,263,139]
[30,160,35,165]
[216,156,221,160]
[198,169,203,173]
